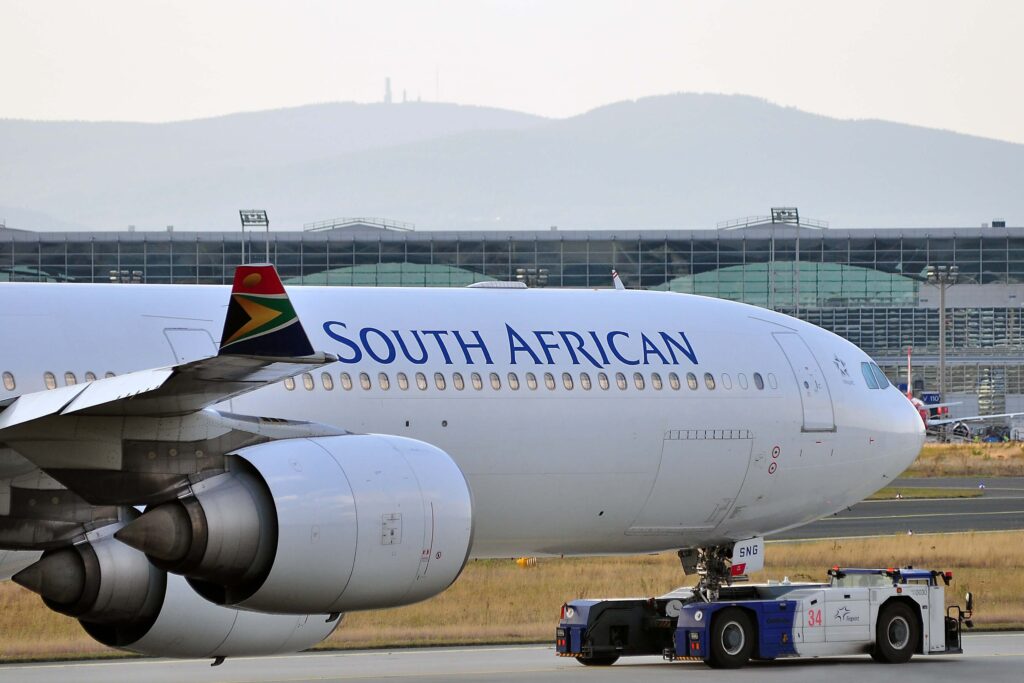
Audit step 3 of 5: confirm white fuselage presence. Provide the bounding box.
[0,284,924,559]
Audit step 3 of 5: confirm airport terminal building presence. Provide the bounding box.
[4,215,1024,418]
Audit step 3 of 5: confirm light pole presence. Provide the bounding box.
[239,210,270,264]
[926,264,959,399]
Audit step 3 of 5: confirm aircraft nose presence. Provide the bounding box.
[882,388,926,477]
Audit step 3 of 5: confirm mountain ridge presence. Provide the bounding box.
[1,94,1020,230]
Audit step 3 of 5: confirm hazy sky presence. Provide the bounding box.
[2,0,1022,143]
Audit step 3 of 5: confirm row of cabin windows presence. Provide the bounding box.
[1,371,117,392]
[284,370,779,393]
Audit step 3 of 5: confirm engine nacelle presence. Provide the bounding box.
[118,434,474,614]
[85,573,339,658]
[13,528,338,658]
[13,528,163,627]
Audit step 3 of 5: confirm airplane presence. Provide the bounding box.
[0,264,924,661]
[902,347,1024,436]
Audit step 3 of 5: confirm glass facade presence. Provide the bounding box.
[5,224,1024,289]
[4,222,1024,405]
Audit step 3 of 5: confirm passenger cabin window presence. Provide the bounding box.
[359,373,371,390]
[861,362,879,389]
[651,373,663,390]
[507,372,520,390]
[598,372,610,390]
[767,373,778,389]
[471,372,483,390]
[544,372,556,390]
[526,372,538,390]
[44,372,56,390]
[434,373,446,390]
[669,372,680,390]
[398,372,410,390]
[721,373,732,390]
[562,372,574,390]
[704,373,716,390]
[489,373,501,390]
[283,377,296,391]
[453,372,465,390]
[84,371,97,383]
[104,372,116,378]
[615,372,627,390]
[321,372,334,390]
[754,372,764,390]
[580,372,592,390]
[737,373,748,389]
[340,372,353,390]
[378,373,391,391]
[416,372,428,390]
[687,372,699,390]
[633,372,645,390]
[301,372,314,390]
[64,372,77,386]
[2,372,14,391]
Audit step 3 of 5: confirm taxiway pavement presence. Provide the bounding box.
[773,476,1024,540]
[1,634,1021,683]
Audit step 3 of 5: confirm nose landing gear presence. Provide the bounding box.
[678,544,735,602]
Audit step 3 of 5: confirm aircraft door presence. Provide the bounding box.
[163,328,218,364]
[627,429,753,535]
[773,332,835,432]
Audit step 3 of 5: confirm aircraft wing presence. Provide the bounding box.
[928,412,1024,426]
[0,264,334,432]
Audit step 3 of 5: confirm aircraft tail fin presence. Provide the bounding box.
[219,264,316,357]
[612,269,625,291]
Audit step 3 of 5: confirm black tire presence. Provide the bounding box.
[575,654,619,666]
[873,602,918,663]
[708,608,754,669]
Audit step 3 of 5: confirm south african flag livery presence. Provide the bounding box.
[218,264,316,357]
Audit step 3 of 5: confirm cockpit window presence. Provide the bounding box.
[870,363,890,388]
[861,362,879,389]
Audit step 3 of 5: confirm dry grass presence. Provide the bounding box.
[906,443,1024,477]
[3,531,1016,661]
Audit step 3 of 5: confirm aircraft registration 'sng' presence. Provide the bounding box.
[0,265,924,660]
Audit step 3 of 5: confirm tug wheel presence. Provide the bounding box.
[873,602,918,664]
[708,608,754,669]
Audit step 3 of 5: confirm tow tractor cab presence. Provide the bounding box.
[556,566,974,669]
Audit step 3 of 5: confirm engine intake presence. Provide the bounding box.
[117,434,474,614]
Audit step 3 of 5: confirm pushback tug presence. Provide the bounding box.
[556,541,974,669]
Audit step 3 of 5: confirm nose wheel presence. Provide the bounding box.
[678,544,735,602]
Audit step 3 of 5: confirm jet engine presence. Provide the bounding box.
[13,530,339,658]
[116,434,474,614]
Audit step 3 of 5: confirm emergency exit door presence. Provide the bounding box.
[773,332,835,432]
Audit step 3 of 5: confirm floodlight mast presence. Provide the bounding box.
[239,210,270,264]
